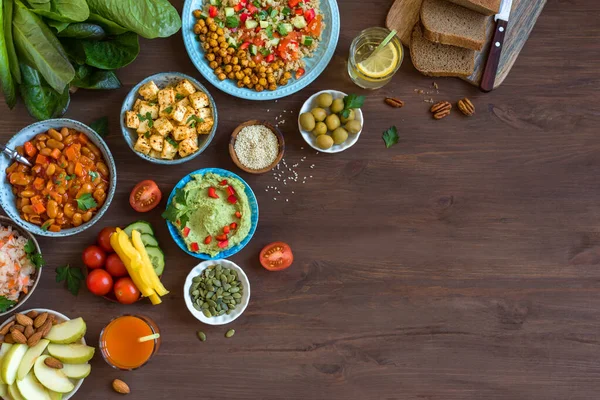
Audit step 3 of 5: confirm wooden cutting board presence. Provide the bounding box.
[386,0,546,88]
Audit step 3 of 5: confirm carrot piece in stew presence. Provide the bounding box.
[50,148,61,159]
[74,162,84,177]
[24,142,37,158]
[65,144,79,161]
[33,177,45,190]
[35,154,48,165]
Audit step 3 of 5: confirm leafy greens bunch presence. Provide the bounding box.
[0,0,181,120]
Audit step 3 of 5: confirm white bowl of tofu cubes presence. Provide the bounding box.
[121,72,218,164]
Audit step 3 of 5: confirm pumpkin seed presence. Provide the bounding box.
[197,331,207,341]
[232,293,241,299]
[202,309,212,318]
[230,287,240,293]
[193,303,201,311]
[226,310,232,315]
[213,279,222,287]
[218,310,225,316]
[225,329,235,338]
[191,290,200,297]
[202,302,210,309]
[209,306,216,315]
[190,265,244,318]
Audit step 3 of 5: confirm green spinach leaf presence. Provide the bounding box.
[58,22,105,40]
[26,0,89,23]
[58,37,85,64]
[80,31,139,70]
[45,18,69,32]
[71,64,120,89]
[3,0,21,83]
[87,12,127,35]
[0,0,17,108]
[13,0,74,93]
[90,116,108,137]
[86,0,181,39]
[19,62,70,120]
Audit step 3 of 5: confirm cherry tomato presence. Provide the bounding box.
[114,277,140,304]
[306,15,322,36]
[82,245,106,269]
[97,227,116,253]
[86,269,113,296]
[105,253,128,278]
[129,180,162,212]
[259,242,294,271]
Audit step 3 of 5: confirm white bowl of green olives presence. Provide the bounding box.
[298,90,364,153]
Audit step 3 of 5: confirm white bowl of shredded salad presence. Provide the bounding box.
[0,216,43,316]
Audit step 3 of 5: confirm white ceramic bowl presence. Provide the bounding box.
[183,260,250,326]
[298,90,364,153]
[0,309,86,400]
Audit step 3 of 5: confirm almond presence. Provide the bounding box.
[26,310,39,319]
[48,314,57,325]
[15,314,33,327]
[33,313,48,329]
[27,332,42,347]
[38,320,52,338]
[44,357,63,369]
[24,325,34,339]
[4,334,14,344]
[112,379,130,394]
[11,324,25,333]
[0,321,15,335]
[11,329,27,344]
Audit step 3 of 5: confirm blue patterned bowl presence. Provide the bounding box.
[0,119,117,237]
[120,72,218,165]
[166,168,259,260]
[182,0,341,100]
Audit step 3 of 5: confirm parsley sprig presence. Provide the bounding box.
[162,187,191,228]
[382,126,399,148]
[0,296,17,313]
[186,115,204,128]
[76,193,98,211]
[24,239,45,268]
[138,112,154,128]
[341,94,366,119]
[56,265,84,296]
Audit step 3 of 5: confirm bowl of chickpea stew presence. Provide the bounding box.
[0,119,117,237]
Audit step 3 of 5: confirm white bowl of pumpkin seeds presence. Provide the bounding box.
[184,259,250,325]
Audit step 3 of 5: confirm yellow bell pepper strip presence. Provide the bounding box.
[131,230,169,297]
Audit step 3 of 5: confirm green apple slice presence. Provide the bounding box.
[0,343,13,384]
[16,371,51,400]
[17,339,50,381]
[45,318,87,344]
[61,363,91,380]
[48,389,63,400]
[33,356,74,394]
[1,344,28,385]
[9,381,26,400]
[47,344,95,364]
[0,382,7,398]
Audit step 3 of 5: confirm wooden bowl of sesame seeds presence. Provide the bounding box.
[229,120,285,174]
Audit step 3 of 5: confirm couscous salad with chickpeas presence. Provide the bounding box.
[125,78,215,160]
[193,0,324,92]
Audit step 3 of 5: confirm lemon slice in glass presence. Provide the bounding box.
[357,44,399,79]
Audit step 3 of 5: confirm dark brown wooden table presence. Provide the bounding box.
[2,1,600,399]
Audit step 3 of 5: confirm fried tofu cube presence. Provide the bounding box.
[133,98,143,112]
[172,126,195,141]
[125,111,140,129]
[178,137,198,158]
[134,136,152,155]
[180,107,197,126]
[197,117,214,135]
[149,134,164,152]
[138,81,160,101]
[172,103,188,123]
[175,79,197,97]
[136,119,152,135]
[197,107,212,120]
[138,102,159,120]
[153,117,174,137]
[157,87,176,107]
[161,139,178,160]
[176,97,190,108]
[189,92,209,110]
[149,150,162,159]
[159,105,173,118]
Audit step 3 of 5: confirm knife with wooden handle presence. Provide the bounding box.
[480,0,513,92]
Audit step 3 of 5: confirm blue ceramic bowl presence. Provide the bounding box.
[166,168,259,260]
[120,72,218,165]
[182,0,341,100]
[0,119,117,237]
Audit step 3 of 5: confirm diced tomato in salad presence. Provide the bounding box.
[288,0,302,7]
[306,14,322,36]
[304,8,316,23]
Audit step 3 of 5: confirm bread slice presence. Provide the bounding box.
[410,25,475,77]
[420,0,488,51]
[446,0,500,16]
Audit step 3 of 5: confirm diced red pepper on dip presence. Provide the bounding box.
[208,187,219,199]
[183,227,191,238]
[191,242,200,252]
[227,195,238,204]
[218,240,229,249]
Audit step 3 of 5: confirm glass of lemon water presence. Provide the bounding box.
[348,27,403,89]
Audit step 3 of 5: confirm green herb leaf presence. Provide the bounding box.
[138,112,154,127]
[175,93,185,100]
[265,25,274,39]
[90,116,109,138]
[186,115,204,125]
[65,174,75,181]
[166,136,179,148]
[164,106,173,114]
[89,171,99,181]
[24,239,45,268]
[343,94,366,110]
[0,296,17,313]
[225,16,239,28]
[162,187,190,226]
[277,23,288,36]
[382,126,399,148]
[282,7,291,15]
[56,264,83,296]
[341,109,350,119]
[41,220,52,231]
[76,193,98,211]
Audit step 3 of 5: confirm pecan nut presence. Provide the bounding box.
[384,97,405,108]
[457,97,475,116]
[430,101,452,120]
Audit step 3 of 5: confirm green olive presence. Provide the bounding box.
[325,114,341,131]
[330,98,344,114]
[332,128,348,145]
[312,122,328,136]
[311,107,327,122]
[316,93,333,108]
[345,120,362,134]
[316,134,334,150]
[340,109,355,124]
[299,112,316,131]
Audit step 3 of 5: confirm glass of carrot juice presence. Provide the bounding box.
[99,314,161,370]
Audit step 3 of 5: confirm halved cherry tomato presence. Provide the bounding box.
[304,8,315,23]
[82,245,106,269]
[105,253,128,278]
[296,67,305,79]
[209,5,218,17]
[114,277,140,304]
[97,227,116,253]
[86,269,113,296]
[266,54,275,63]
[260,242,294,271]
[129,180,162,212]
[306,15,322,36]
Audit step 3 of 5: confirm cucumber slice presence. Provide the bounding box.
[259,20,269,29]
[302,35,313,46]
[291,15,307,29]
[141,233,159,248]
[225,7,235,17]
[227,37,238,48]
[284,23,294,33]
[145,247,165,276]
[124,221,154,237]
[245,19,258,29]
[270,38,280,46]
[249,44,258,56]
